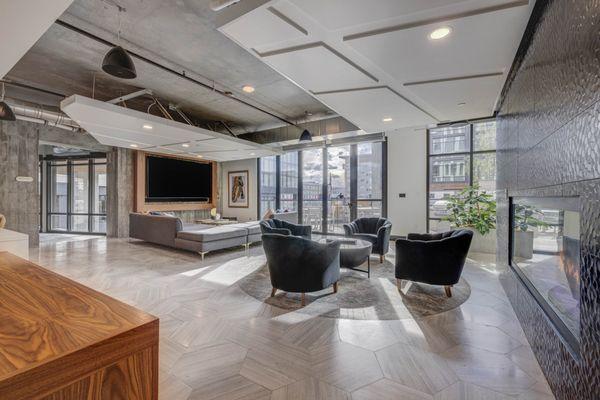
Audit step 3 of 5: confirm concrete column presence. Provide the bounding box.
[106,147,134,238]
[0,120,40,246]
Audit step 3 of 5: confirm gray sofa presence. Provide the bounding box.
[129,213,261,260]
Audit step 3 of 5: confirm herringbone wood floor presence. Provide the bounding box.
[31,235,554,400]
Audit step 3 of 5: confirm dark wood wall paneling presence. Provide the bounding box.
[496,0,600,399]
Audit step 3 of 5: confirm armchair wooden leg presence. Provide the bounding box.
[396,279,402,290]
[301,293,306,307]
[333,282,338,293]
[380,255,384,263]
[271,287,277,297]
[444,286,452,298]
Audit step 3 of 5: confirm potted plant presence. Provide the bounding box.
[443,185,497,254]
[513,204,548,259]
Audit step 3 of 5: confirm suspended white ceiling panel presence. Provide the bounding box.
[60,95,281,161]
[404,74,506,121]
[316,87,436,133]
[289,0,473,30]
[0,0,74,78]
[345,4,530,83]
[220,5,308,50]
[261,44,378,92]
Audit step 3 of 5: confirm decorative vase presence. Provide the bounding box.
[0,214,5,229]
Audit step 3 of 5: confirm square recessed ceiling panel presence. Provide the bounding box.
[316,87,436,133]
[61,95,281,161]
[346,4,530,83]
[261,44,377,92]
[289,0,478,30]
[220,6,307,50]
[404,74,506,121]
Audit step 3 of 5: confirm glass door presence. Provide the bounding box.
[327,146,351,233]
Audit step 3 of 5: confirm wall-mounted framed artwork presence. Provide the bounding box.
[228,170,249,208]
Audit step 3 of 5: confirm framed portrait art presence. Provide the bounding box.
[228,170,249,208]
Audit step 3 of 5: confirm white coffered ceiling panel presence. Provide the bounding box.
[346,5,530,83]
[61,95,281,161]
[220,6,307,50]
[316,87,436,133]
[261,45,377,92]
[289,0,476,30]
[404,74,506,121]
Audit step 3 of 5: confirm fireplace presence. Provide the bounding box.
[510,196,580,353]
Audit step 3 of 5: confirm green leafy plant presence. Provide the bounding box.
[513,204,548,232]
[443,185,496,235]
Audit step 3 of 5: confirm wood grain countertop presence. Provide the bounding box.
[0,251,159,399]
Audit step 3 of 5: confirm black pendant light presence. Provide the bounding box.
[102,5,136,79]
[102,46,136,79]
[299,129,312,142]
[0,84,16,121]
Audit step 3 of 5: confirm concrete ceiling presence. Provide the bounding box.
[5,0,334,135]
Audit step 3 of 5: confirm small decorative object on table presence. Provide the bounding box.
[210,207,221,220]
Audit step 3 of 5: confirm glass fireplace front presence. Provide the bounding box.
[511,196,580,348]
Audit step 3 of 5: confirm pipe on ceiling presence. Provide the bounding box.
[8,102,80,132]
[210,0,242,11]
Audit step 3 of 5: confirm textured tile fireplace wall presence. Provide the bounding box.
[496,0,600,399]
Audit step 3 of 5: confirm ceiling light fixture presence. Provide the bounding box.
[299,129,312,142]
[457,102,466,107]
[102,6,137,79]
[129,144,138,148]
[182,143,190,148]
[142,123,153,130]
[429,26,452,40]
[242,85,255,93]
[382,117,393,122]
[197,155,203,158]
[0,84,16,122]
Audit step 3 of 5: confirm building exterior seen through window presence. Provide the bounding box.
[428,120,496,232]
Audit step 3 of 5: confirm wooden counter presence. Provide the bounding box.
[0,252,159,399]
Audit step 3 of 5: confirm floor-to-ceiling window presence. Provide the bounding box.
[427,120,496,232]
[258,138,385,235]
[46,155,107,234]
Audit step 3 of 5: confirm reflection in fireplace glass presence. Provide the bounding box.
[511,197,580,342]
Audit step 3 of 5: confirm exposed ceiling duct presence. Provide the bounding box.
[6,101,79,131]
[210,0,243,12]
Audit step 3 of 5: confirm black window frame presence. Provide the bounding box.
[426,119,497,232]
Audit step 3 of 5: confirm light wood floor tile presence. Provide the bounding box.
[434,381,513,400]
[159,372,193,400]
[352,378,433,400]
[376,343,457,395]
[188,374,271,400]
[337,320,399,351]
[271,377,350,400]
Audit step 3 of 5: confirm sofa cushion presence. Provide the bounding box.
[177,225,247,242]
[229,221,261,236]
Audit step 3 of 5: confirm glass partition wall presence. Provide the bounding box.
[259,140,385,235]
[45,156,107,234]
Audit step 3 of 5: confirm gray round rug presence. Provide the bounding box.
[237,259,471,320]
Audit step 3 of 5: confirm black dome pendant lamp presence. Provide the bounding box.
[102,6,136,79]
[299,129,312,142]
[0,84,16,122]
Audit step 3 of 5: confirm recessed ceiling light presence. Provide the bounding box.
[182,143,190,148]
[429,27,452,40]
[130,144,138,148]
[382,117,393,122]
[250,152,256,156]
[142,123,153,130]
[242,85,255,93]
[197,155,203,158]
[458,102,466,107]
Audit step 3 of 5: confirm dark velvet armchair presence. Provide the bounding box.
[395,229,473,297]
[260,218,312,239]
[262,233,340,306]
[343,217,392,262]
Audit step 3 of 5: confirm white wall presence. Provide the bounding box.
[220,158,258,222]
[386,127,427,237]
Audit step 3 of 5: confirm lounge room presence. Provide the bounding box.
[0,0,597,399]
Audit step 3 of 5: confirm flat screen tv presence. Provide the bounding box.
[145,155,212,202]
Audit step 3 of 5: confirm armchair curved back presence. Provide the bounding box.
[260,219,312,239]
[395,229,473,286]
[262,234,340,293]
[343,217,392,255]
